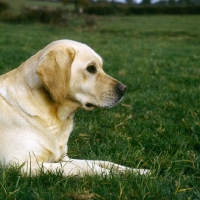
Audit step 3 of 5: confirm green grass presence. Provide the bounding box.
[0,15,200,199]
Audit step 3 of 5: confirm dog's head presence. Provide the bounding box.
[36,40,126,110]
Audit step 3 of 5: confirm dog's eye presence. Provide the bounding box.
[86,65,96,74]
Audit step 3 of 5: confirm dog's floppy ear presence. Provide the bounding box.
[36,49,75,102]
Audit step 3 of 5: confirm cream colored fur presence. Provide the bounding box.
[0,40,150,176]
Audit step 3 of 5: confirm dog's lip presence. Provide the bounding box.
[85,103,98,108]
[85,103,114,109]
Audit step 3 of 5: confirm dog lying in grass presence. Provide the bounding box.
[0,40,150,176]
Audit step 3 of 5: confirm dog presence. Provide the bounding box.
[0,40,150,176]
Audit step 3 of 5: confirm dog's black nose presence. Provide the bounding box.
[117,83,126,95]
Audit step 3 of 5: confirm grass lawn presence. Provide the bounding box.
[0,15,200,199]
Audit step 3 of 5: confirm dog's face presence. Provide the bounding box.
[68,44,126,110]
[36,40,126,110]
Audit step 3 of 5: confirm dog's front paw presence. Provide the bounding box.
[117,166,151,176]
[132,168,151,175]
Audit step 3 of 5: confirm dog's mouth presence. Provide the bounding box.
[85,103,98,109]
[85,92,125,110]
[85,102,117,110]
[86,103,96,107]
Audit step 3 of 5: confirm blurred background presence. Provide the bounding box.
[0,0,200,25]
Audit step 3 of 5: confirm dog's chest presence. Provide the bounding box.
[46,117,73,162]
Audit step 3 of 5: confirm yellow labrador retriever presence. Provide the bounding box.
[0,40,149,176]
